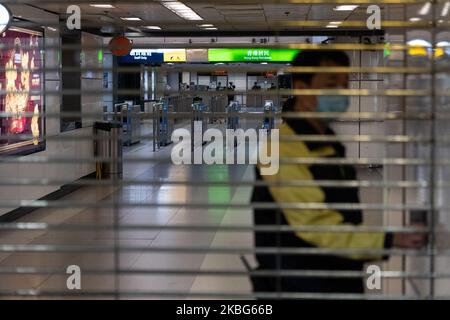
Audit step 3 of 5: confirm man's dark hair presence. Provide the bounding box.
[282,50,350,114]
[291,50,350,85]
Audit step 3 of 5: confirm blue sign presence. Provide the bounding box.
[118,49,164,64]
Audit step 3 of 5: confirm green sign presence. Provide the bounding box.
[208,48,300,62]
[98,50,103,62]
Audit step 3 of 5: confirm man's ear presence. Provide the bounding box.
[293,79,317,112]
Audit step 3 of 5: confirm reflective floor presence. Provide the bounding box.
[0,119,398,299]
[0,122,255,299]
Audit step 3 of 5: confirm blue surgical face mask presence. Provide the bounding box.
[316,95,350,122]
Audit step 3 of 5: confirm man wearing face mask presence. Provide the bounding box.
[250,50,427,296]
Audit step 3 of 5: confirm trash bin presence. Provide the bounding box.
[94,121,123,178]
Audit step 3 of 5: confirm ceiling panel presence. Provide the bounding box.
[23,2,379,33]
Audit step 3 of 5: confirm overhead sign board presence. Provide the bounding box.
[118,48,300,64]
[186,49,208,63]
[163,49,186,62]
[118,49,164,64]
[119,49,187,63]
[208,48,301,62]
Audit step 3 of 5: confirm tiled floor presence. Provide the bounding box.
[0,121,255,299]
[1,120,414,299]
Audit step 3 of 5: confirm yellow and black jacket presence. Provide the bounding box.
[251,103,393,293]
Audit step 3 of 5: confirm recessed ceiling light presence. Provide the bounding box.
[333,5,358,11]
[161,1,203,21]
[199,24,214,27]
[144,26,162,30]
[407,39,431,47]
[0,4,11,34]
[418,2,431,15]
[128,27,142,33]
[203,27,218,30]
[89,4,115,8]
[442,1,450,16]
[325,21,342,29]
[121,17,142,21]
[409,17,421,22]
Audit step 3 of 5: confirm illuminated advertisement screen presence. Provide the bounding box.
[0,27,45,155]
[208,48,301,62]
